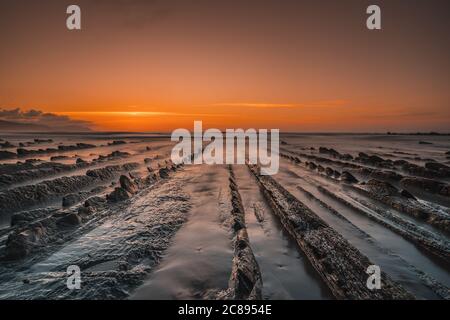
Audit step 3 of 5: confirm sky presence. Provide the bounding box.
[0,0,449,132]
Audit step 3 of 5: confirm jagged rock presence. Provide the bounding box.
[10,208,58,227]
[325,167,334,176]
[341,171,358,183]
[401,189,416,200]
[0,161,92,189]
[129,171,142,179]
[90,186,106,193]
[95,151,130,161]
[379,170,403,181]
[400,162,438,178]
[247,165,413,299]
[369,155,384,163]
[429,216,450,233]
[142,173,158,185]
[84,196,106,207]
[357,152,386,165]
[394,159,408,166]
[108,140,127,146]
[25,159,40,164]
[58,143,95,151]
[76,158,86,164]
[0,175,92,214]
[0,163,138,214]
[366,179,398,196]
[357,168,403,182]
[16,148,35,156]
[106,187,130,202]
[10,213,26,226]
[159,168,170,178]
[308,162,317,170]
[0,150,16,159]
[119,175,138,194]
[224,168,263,300]
[6,233,33,259]
[358,152,369,159]
[78,206,95,216]
[0,141,15,148]
[425,162,449,171]
[57,212,82,226]
[16,143,95,157]
[400,177,450,197]
[341,154,353,161]
[110,151,129,157]
[6,225,46,259]
[62,193,83,207]
[34,139,53,143]
[50,156,69,161]
[86,163,137,179]
[319,147,340,157]
[360,179,450,229]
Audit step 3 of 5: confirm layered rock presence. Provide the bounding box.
[218,167,262,300]
[400,177,450,198]
[16,143,96,157]
[0,163,139,214]
[248,165,413,299]
[358,179,450,234]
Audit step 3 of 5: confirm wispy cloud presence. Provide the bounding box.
[360,110,443,119]
[209,100,348,109]
[58,111,233,117]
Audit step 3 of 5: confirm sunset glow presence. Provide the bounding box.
[0,0,449,304]
[0,0,448,132]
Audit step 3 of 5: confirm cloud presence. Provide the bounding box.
[209,100,349,109]
[59,111,234,118]
[0,108,93,132]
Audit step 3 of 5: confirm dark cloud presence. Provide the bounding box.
[0,108,92,131]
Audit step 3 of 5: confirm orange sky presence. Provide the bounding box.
[0,0,449,132]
